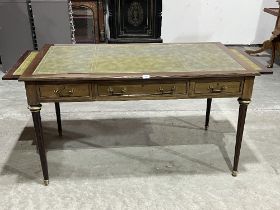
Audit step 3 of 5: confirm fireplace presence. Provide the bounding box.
[107,0,162,43]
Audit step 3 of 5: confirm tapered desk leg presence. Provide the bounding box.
[55,102,62,136]
[29,105,49,186]
[232,99,250,177]
[205,98,212,130]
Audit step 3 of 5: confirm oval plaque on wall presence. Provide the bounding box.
[128,1,144,27]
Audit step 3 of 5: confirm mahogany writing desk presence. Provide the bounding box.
[3,43,261,185]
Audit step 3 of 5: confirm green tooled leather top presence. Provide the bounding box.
[33,43,246,75]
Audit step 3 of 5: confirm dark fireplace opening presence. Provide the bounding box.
[107,0,162,43]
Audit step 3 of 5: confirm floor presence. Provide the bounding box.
[0,47,280,209]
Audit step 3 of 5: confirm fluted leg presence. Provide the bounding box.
[29,105,49,186]
[55,102,62,136]
[205,98,212,130]
[232,99,250,177]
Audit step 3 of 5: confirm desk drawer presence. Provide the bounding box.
[39,83,91,100]
[97,82,186,98]
[190,80,243,97]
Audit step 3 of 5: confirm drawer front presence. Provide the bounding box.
[97,82,187,98]
[39,83,91,100]
[190,80,243,97]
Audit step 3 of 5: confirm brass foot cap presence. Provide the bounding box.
[232,171,238,177]
[43,180,49,186]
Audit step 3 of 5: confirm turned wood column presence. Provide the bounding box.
[205,98,212,130]
[28,105,49,186]
[55,102,62,136]
[232,99,250,177]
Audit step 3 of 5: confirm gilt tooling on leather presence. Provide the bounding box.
[32,43,246,75]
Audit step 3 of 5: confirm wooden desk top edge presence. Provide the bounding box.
[2,51,33,80]
[19,42,259,82]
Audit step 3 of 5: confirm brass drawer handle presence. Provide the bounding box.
[208,85,227,93]
[108,87,127,96]
[158,86,176,95]
[54,86,74,97]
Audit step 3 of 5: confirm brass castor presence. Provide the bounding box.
[232,171,238,177]
[43,180,49,186]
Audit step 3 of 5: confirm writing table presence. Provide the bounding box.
[3,43,261,185]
